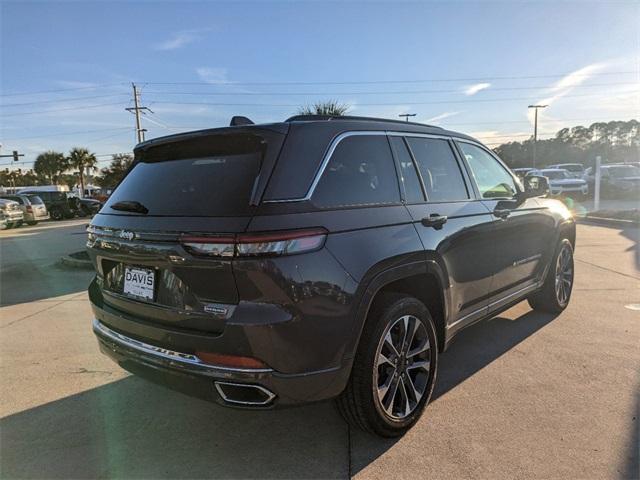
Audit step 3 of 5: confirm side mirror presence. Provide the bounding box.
[523,175,549,198]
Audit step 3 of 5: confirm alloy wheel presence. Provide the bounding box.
[374,314,431,420]
[555,243,573,306]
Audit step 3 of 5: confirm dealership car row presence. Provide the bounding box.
[512,161,640,199]
[0,186,103,229]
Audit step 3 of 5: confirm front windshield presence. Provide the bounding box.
[542,170,569,180]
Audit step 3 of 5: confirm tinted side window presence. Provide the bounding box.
[389,136,425,203]
[458,142,518,199]
[406,138,469,202]
[312,135,400,208]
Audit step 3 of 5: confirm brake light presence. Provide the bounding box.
[181,228,327,258]
[26,206,33,213]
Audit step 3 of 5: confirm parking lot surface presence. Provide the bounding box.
[0,220,638,479]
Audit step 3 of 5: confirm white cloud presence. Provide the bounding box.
[155,29,212,51]
[464,83,491,96]
[425,111,461,123]
[196,67,230,84]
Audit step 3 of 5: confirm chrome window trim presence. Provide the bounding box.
[263,130,463,204]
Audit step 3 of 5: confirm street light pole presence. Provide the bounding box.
[399,113,416,122]
[528,105,547,169]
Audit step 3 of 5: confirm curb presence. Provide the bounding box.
[576,216,638,228]
[59,255,94,270]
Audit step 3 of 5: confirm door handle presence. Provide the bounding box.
[421,214,448,230]
[493,208,511,219]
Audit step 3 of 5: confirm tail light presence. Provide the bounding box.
[181,228,327,258]
[26,206,33,213]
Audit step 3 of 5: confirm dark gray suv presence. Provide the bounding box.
[88,115,575,437]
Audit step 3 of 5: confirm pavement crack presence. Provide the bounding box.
[0,301,66,329]
[575,258,640,281]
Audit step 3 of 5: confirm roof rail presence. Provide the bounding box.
[284,114,442,129]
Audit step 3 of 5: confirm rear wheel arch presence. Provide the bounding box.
[349,261,449,358]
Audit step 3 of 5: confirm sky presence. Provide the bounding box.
[1,0,638,170]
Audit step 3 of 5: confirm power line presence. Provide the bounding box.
[1,101,127,117]
[143,81,638,97]
[2,127,132,141]
[0,83,127,98]
[0,93,129,108]
[142,70,637,86]
[148,92,615,108]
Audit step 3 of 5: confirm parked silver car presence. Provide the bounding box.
[0,194,49,225]
[530,168,589,197]
[547,163,585,178]
[0,198,25,228]
[583,164,640,197]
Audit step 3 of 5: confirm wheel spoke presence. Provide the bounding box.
[382,373,401,414]
[398,376,412,417]
[407,359,430,373]
[402,316,417,355]
[384,332,400,358]
[408,338,430,358]
[377,370,395,401]
[404,372,423,403]
[377,351,393,367]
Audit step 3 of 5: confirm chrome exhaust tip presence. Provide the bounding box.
[214,381,276,406]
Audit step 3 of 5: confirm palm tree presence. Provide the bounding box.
[34,151,68,184]
[297,100,350,116]
[67,147,97,197]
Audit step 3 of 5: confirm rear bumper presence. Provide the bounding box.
[24,212,49,222]
[92,317,351,408]
[4,212,23,223]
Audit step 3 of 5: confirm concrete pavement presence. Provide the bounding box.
[0,222,638,479]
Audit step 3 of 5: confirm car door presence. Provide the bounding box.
[455,140,554,310]
[389,134,497,329]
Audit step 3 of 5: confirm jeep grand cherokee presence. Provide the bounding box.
[88,115,575,437]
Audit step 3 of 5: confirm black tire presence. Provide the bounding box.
[528,238,574,313]
[16,220,23,228]
[336,293,438,437]
[27,221,37,226]
[50,208,63,221]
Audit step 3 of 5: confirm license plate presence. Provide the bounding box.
[123,266,155,300]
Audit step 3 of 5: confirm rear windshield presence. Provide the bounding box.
[27,195,44,205]
[104,131,283,216]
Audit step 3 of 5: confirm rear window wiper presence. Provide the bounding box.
[109,200,149,214]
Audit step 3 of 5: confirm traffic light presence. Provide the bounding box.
[13,151,19,162]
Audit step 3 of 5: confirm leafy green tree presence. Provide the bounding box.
[67,147,97,197]
[297,100,350,116]
[495,120,639,168]
[96,153,133,188]
[33,151,68,184]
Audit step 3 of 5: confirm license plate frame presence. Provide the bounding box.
[123,266,155,301]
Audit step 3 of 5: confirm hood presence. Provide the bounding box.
[549,179,586,186]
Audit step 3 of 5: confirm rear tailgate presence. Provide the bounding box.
[88,126,287,333]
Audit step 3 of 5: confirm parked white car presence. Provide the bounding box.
[530,168,589,197]
[0,198,25,228]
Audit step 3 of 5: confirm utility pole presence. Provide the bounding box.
[399,113,416,122]
[126,83,152,143]
[528,104,547,168]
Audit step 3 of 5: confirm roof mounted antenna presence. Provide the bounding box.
[230,116,255,126]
